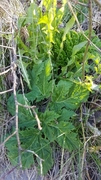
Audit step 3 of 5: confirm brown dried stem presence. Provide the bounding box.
[0,68,11,75]
[94,0,101,8]
[11,22,22,168]
[81,1,93,179]
[17,102,42,130]
[0,131,16,148]
[0,89,13,94]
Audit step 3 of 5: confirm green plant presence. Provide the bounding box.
[52,29,101,80]
[6,59,90,174]
[5,0,101,176]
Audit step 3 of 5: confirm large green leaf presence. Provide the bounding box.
[40,110,60,141]
[29,60,53,98]
[35,137,53,175]
[29,62,44,88]
[52,80,73,102]
[72,41,87,55]
[26,2,39,24]
[62,16,75,42]
[36,60,53,97]
[20,129,53,175]
[56,121,79,151]
[18,51,31,89]
[26,87,43,102]
[7,94,27,116]
[43,125,59,142]
[51,81,89,112]
[40,110,60,124]
[5,135,34,168]
[59,108,76,121]
[7,94,36,129]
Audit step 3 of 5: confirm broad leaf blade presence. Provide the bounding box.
[62,16,75,43]
[56,121,79,151]
[72,41,87,55]
[18,51,31,89]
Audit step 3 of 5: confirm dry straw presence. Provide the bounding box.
[0,0,27,177]
[0,0,25,18]
[0,0,26,33]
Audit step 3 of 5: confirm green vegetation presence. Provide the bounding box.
[1,0,101,179]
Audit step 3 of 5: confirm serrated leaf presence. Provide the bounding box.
[5,135,34,168]
[51,81,89,113]
[41,111,60,141]
[6,128,53,174]
[29,62,44,89]
[67,82,89,106]
[7,94,30,115]
[40,110,60,124]
[30,136,53,175]
[7,94,35,129]
[36,138,53,175]
[26,86,43,102]
[52,80,73,102]
[37,60,53,97]
[59,108,76,121]
[29,60,53,98]
[57,133,79,151]
[21,152,34,168]
[56,121,79,151]
[43,125,59,141]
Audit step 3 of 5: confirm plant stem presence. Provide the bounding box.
[94,0,101,8]
[82,0,92,81]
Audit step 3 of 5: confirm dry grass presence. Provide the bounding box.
[0,1,28,179]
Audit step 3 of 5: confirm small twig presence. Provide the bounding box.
[17,54,32,60]
[24,149,44,161]
[19,70,33,116]
[18,101,34,118]
[0,65,10,70]
[81,133,98,180]
[17,102,42,130]
[60,145,65,180]
[25,149,43,175]
[0,131,16,149]
[0,165,18,180]
[0,45,14,49]
[67,0,81,31]
[0,67,11,75]
[85,160,92,180]
[0,89,13,94]
[0,31,13,34]
[32,108,42,130]
[17,102,36,109]
[88,101,101,108]
[11,22,22,167]
[80,104,86,180]
[0,4,12,18]
[78,2,89,7]
[72,0,89,7]
[94,0,101,8]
